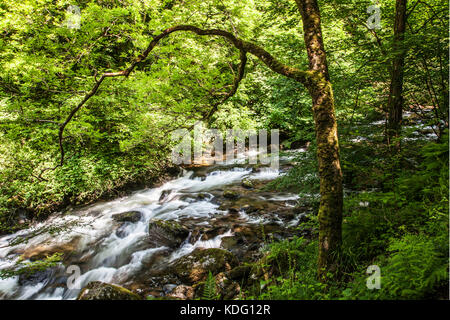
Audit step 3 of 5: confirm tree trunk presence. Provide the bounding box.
[295,0,343,280]
[387,0,408,146]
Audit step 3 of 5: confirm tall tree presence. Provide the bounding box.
[387,0,408,146]
[295,0,343,279]
[44,0,343,280]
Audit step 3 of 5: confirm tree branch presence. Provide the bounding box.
[39,25,311,178]
[205,49,247,121]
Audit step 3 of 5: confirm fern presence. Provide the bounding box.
[202,271,218,300]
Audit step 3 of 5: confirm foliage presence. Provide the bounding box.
[201,271,219,300]
[254,128,449,300]
[0,0,447,301]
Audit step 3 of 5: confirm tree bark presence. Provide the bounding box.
[296,0,343,280]
[387,0,408,146]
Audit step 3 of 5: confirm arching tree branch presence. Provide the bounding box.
[38,25,311,178]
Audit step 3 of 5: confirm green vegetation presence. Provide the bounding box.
[0,0,448,300]
[252,130,449,299]
[202,271,220,300]
[0,253,62,280]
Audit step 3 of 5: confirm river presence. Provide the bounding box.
[0,151,304,299]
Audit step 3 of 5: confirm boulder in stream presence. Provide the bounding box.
[77,281,141,300]
[148,219,189,248]
[112,211,142,223]
[223,189,240,200]
[20,236,81,261]
[170,248,238,284]
[241,178,254,189]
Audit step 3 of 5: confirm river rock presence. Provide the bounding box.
[220,236,237,250]
[18,266,59,286]
[77,281,141,300]
[215,272,241,299]
[159,190,172,202]
[202,226,228,240]
[196,193,211,200]
[148,219,189,248]
[112,211,142,223]
[223,189,239,200]
[20,236,81,261]
[170,248,238,283]
[218,202,240,214]
[241,178,254,189]
[162,284,177,295]
[227,265,253,282]
[166,285,195,300]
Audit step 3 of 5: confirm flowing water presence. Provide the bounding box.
[0,153,303,300]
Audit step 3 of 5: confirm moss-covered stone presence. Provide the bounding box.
[223,189,239,200]
[170,248,238,284]
[241,178,254,189]
[20,236,81,261]
[112,211,142,223]
[77,281,141,300]
[227,264,253,282]
[220,236,237,250]
[196,193,210,200]
[148,219,189,248]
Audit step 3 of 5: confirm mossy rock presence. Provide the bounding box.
[112,211,142,223]
[223,189,240,200]
[196,193,210,200]
[77,281,141,300]
[227,265,253,282]
[148,219,189,248]
[220,236,238,250]
[202,226,229,240]
[241,178,254,189]
[170,248,238,284]
[218,202,240,214]
[20,236,81,261]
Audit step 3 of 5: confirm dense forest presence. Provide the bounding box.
[0,0,448,301]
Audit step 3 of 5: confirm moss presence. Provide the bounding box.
[171,248,238,284]
[148,218,189,248]
[241,178,254,189]
[112,211,142,223]
[223,189,240,199]
[228,265,253,282]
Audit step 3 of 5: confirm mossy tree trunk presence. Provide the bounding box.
[387,0,408,147]
[296,0,343,280]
